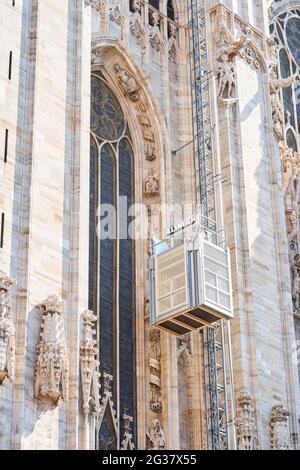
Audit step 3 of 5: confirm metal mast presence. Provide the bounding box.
[187,0,229,450]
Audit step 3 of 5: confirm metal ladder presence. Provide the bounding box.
[187,0,229,450]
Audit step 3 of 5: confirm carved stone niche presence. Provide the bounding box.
[270,404,292,450]
[236,391,257,450]
[0,271,16,385]
[34,295,69,406]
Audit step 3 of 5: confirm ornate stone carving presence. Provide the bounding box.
[0,272,16,385]
[109,0,125,26]
[98,373,118,449]
[34,295,69,405]
[80,310,101,416]
[114,64,140,102]
[146,419,166,450]
[177,335,192,368]
[138,114,157,161]
[215,35,247,99]
[144,173,159,197]
[168,23,178,63]
[120,413,135,450]
[149,12,165,52]
[236,391,257,450]
[149,328,162,414]
[85,0,105,12]
[270,404,292,450]
[129,0,145,40]
[269,66,299,139]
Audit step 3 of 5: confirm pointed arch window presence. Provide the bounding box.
[89,73,136,449]
[270,7,300,147]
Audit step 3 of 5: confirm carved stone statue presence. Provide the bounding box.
[215,36,247,99]
[146,419,166,450]
[270,404,292,450]
[0,272,16,385]
[114,64,140,102]
[120,414,135,450]
[292,254,300,313]
[34,295,69,405]
[149,328,162,414]
[80,310,100,415]
[270,68,299,138]
[236,391,257,450]
[144,174,159,197]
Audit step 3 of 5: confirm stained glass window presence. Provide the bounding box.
[270,8,300,148]
[286,18,300,69]
[90,74,136,448]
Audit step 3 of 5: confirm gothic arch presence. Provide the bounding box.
[91,38,171,210]
[90,38,172,449]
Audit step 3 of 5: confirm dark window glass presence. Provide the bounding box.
[119,138,136,434]
[167,0,175,21]
[149,0,160,10]
[279,48,290,79]
[286,129,298,151]
[91,75,125,141]
[99,144,116,390]
[286,17,300,68]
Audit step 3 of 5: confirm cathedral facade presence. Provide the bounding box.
[0,0,300,450]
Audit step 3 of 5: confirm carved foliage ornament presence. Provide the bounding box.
[270,404,292,450]
[0,272,16,385]
[34,295,69,405]
[236,391,257,450]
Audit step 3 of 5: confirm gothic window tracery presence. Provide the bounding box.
[89,73,136,448]
[270,7,300,146]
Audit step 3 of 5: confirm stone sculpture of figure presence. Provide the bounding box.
[216,36,247,99]
[144,174,159,196]
[292,254,300,312]
[270,68,299,136]
[0,272,16,385]
[114,64,140,101]
[146,419,166,450]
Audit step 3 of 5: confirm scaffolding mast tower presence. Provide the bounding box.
[187,0,230,450]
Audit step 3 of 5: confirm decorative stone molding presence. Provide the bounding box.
[0,272,16,385]
[149,328,162,414]
[146,419,166,450]
[80,310,101,416]
[144,173,159,197]
[120,413,135,450]
[177,335,192,368]
[114,63,140,102]
[34,295,69,405]
[270,404,292,450]
[98,373,118,449]
[236,391,257,450]
[269,0,300,19]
